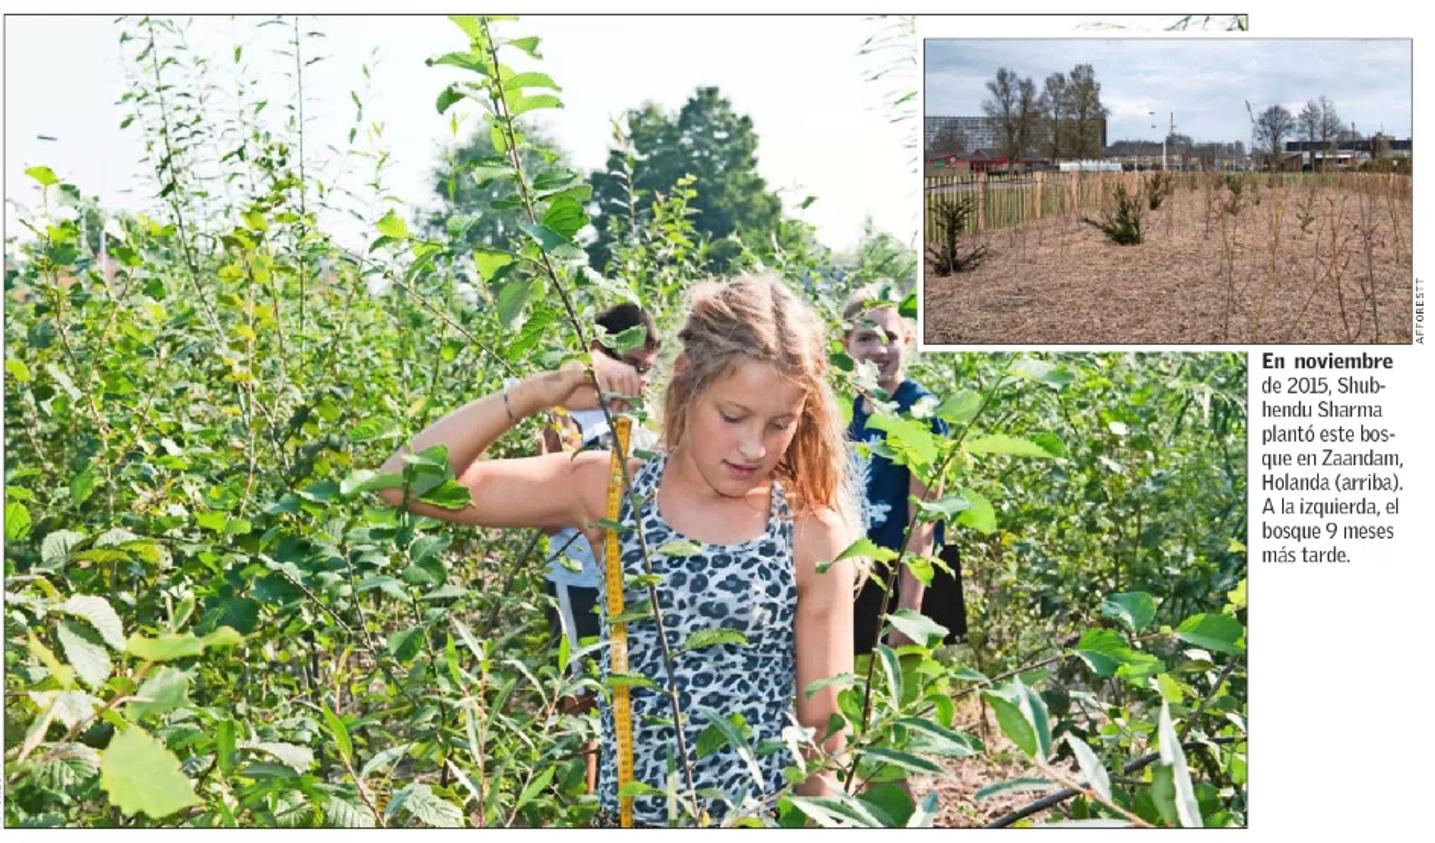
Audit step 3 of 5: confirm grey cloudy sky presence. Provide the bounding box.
[925,39,1412,145]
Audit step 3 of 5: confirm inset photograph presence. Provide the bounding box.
[922,39,1412,345]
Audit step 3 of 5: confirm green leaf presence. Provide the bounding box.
[656,539,702,557]
[965,433,1056,459]
[321,702,354,766]
[325,797,377,828]
[955,489,997,534]
[435,84,465,114]
[417,479,472,510]
[509,94,563,118]
[70,465,98,508]
[473,247,515,282]
[520,222,570,253]
[100,728,201,819]
[502,70,560,91]
[26,165,59,186]
[912,494,971,521]
[906,790,940,827]
[28,630,76,688]
[694,705,764,787]
[821,537,898,576]
[60,595,126,650]
[540,195,587,239]
[609,324,649,354]
[787,794,884,828]
[1063,735,1111,802]
[250,740,314,773]
[982,679,1050,760]
[393,781,459,827]
[126,627,240,662]
[5,501,32,541]
[127,668,191,721]
[388,627,424,663]
[6,356,32,382]
[617,780,662,798]
[376,209,409,240]
[893,717,983,757]
[861,746,944,775]
[885,609,948,647]
[240,209,268,232]
[1073,628,1133,678]
[974,776,1057,800]
[1158,701,1203,828]
[57,620,112,690]
[41,529,86,569]
[876,644,903,706]
[495,277,535,328]
[514,765,556,813]
[683,627,749,651]
[1174,613,1244,655]
[865,412,938,467]
[1101,592,1157,632]
[935,390,982,425]
[1010,358,1075,389]
[1029,431,1068,457]
[506,35,542,57]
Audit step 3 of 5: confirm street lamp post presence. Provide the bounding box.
[1150,110,1174,171]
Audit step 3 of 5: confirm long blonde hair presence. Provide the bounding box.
[663,274,859,531]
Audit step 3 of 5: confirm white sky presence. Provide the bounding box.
[4,15,919,254]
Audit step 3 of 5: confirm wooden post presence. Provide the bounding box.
[976,171,986,232]
[1034,171,1044,220]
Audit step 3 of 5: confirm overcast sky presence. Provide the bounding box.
[4,15,917,253]
[925,39,1412,145]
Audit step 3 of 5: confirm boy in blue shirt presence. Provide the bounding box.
[841,285,965,656]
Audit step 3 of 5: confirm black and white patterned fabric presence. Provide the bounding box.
[595,451,798,825]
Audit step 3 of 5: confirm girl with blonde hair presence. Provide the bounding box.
[378,274,857,826]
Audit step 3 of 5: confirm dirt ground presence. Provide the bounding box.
[923,183,1412,344]
[908,695,1070,828]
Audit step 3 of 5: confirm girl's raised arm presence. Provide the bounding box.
[375,358,642,532]
[792,506,857,797]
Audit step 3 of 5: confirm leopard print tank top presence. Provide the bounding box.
[595,451,798,825]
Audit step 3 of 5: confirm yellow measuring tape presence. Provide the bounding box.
[602,416,636,828]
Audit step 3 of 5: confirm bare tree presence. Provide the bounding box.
[1253,104,1295,170]
[1040,72,1069,160]
[1015,76,1040,159]
[982,67,1021,158]
[1318,96,1342,172]
[1298,99,1321,170]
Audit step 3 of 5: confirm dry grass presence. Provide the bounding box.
[922,180,1412,344]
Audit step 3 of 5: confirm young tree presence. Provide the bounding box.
[1253,104,1295,170]
[588,86,782,273]
[1040,72,1069,160]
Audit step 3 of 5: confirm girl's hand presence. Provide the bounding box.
[549,356,643,412]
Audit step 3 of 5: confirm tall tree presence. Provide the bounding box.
[1066,63,1108,159]
[588,87,782,273]
[1318,96,1342,171]
[425,125,570,252]
[1040,72,1069,160]
[981,67,1021,158]
[1015,76,1040,159]
[1253,104,1295,169]
[1298,99,1322,170]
